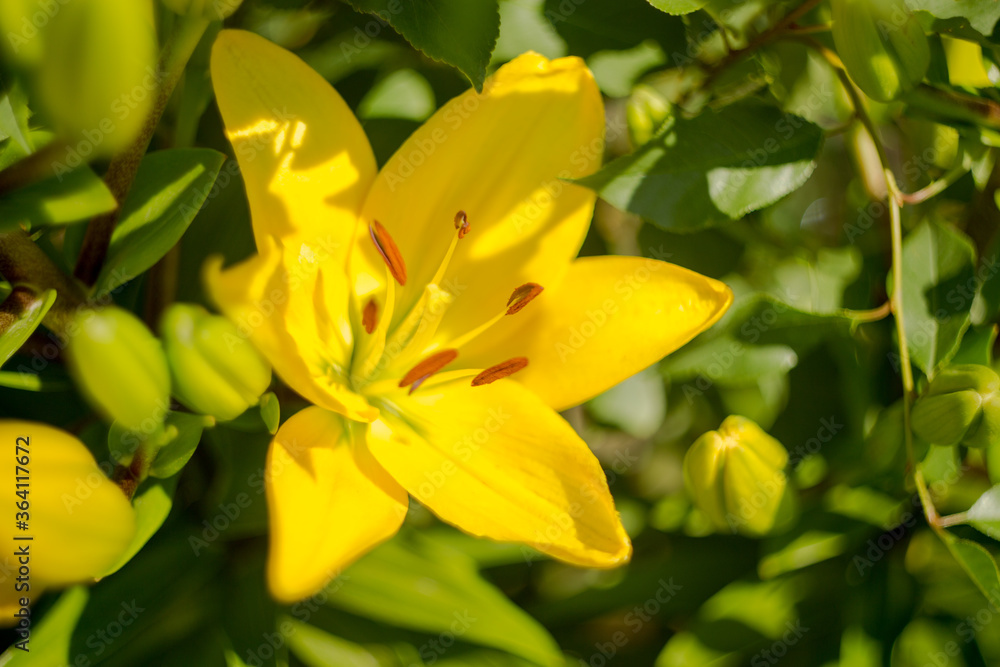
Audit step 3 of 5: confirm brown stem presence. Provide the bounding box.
[0,230,86,335]
[699,0,825,92]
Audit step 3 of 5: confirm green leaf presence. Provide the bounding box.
[285,621,388,667]
[967,484,1000,540]
[898,219,977,375]
[94,148,226,294]
[0,587,89,664]
[906,0,1000,36]
[588,368,666,438]
[646,0,707,14]
[102,474,181,576]
[0,288,56,367]
[951,325,997,366]
[329,531,563,666]
[0,167,116,231]
[343,0,500,92]
[661,336,798,386]
[0,83,33,155]
[543,0,686,58]
[939,530,1000,608]
[0,369,70,391]
[150,412,211,479]
[259,392,280,435]
[578,101,824,231]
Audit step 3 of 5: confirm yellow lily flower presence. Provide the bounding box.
[208,29,733,603]
[1,421,136,624]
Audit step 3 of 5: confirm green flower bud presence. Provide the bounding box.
[912,364,1000,448]
[683,415,789,535]
[36,0,157,156]
[626,85,672,148]
[161,0,243,20]
[831,0,929,102]
[66,307,171,432]
[160,304,271,421]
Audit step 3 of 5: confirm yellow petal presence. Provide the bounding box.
[353,52,604,342]
[366,381,630,567]
[0,421,135,620]
[205,238,377,422]
[266,407,408,603]
[460,256,733,411]
[210,29,376,260]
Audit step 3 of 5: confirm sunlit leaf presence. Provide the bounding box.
[579,101,824,230]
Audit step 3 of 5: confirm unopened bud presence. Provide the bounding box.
[912,364,1000,448]
[683,415,789,536]
[160,304,271,421]
[66,307,170,433]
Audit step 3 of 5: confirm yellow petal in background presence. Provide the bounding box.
[266,407,408,603]
[461,256,733,411]
[205,238,377,422]
[210,29,377,259]
[0,421,135,622]
[366,381,630,568]
[354,52,605,341]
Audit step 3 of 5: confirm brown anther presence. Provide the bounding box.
[399,349,459,391]
[472,357,529,386]
[369,220,407,285]
[505,283,544,315]
[362,298,378,334]
[454,210,470,239]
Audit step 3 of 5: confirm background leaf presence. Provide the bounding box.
[343,0,500,91]
[94,149,225,294]
[898,219,977,375]
[578,100,824,230]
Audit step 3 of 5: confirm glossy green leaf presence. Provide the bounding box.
[543,0,686,58]
[0,287,55,367]
[344,0,500,92]
[938,531,1000,612]
[906,0,1000,36]
[579,101,824,230]
[94,149,226,294]
[0,167,117,231]
[967,484,1000,540]
[898,219,977,375]
[329,531,563,666]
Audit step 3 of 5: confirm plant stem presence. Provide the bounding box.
[937,512,969,528]
[900,163,969,204]
[844,301,892,323]
[74,16,211,286]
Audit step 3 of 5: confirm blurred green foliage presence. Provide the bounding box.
[6,0,1000,665]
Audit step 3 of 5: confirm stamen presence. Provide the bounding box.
[369,220,407,286]
[455,210,470,239]
[362,298,378,334]
[399,349,459,392]
[430,211,472,287]
[446,282,545,350]
[471,358,529,386]
[506,283,543,315]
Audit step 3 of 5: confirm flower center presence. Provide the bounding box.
[354,212,539,395]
